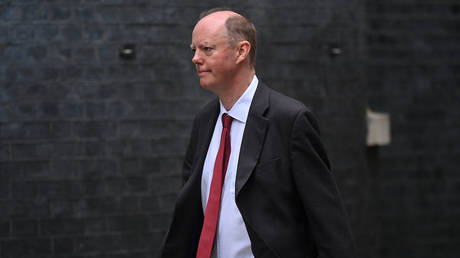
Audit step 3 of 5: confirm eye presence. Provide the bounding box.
[191,47,196,53]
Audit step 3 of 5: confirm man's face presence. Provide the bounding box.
[191,14,237,92]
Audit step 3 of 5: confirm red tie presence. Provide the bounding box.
[196,113,233,258]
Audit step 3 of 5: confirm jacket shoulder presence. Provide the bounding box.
[264,85,312,117]
[193,98,219,122]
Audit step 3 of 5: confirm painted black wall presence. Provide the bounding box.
[2,0,457,257]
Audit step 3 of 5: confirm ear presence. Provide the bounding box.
[235,41,251,64]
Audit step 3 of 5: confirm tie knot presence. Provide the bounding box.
[222,113,233,129]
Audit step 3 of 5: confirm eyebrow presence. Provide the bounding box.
[190,42,214,50]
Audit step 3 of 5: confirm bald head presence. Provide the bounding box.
[196,9,257,67]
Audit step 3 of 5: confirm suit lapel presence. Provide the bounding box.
[235,83,270,197]
[186,84,271,199]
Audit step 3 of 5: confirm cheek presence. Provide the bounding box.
[213,57,233,73]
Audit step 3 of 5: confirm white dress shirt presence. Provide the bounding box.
[201,75,259,258]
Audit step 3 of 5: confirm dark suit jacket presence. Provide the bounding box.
[159,83,356,258]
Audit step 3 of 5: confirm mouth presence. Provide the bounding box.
[197,70,210,76]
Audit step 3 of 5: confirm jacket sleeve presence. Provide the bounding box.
[289,108,356,258]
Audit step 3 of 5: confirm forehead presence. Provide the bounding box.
[192,14,228,44]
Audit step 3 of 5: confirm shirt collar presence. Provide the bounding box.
[219,75,259,123]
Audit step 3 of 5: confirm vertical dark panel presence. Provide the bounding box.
[366,1,460,257]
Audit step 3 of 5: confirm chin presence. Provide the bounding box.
[199,79,214,90]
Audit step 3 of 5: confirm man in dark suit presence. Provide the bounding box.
[159,8,356,258]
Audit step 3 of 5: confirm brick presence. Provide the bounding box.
[84,101,107,119]
[0,220,10,238]
[35,24,60,42]
[76,197,119,216]
[26,45,47,62]
[120,158,142,177]
[75,7,96,22]
[0,180,10,199]
[145,25,190,44]
[49,160,81,180]
[107,139,152,157]
[150,176,181,196]
[83,217,106,234]
[0,5,23,21]
[59,101,83,118]
[105,178,126,195]
[2,122,49,139]
[106,214,150,232]
[83,63,105,81]
[11,219,38,236]
[78,82,116,100]
[11,200,50,219]
[41,218,84,236]
[60,24,83,42]
[120,233,152,250]
[0,144,10,161]
[0,103,13,121]
[80,180,106,196]
[97,44,118,61]
[38,102,59,118]
[50,122,72,138]
[11,143,53,160]
[74,46,96,63]
[58,141,105,157]
[8,65,36,82]
[104,24,123,41]
[48,5,71,21]
[126,177,148,193]
[119,196,140,212]
[139,7,198,25]
[74,235,124,253]
[12,0,37,5]
[22,5,48,22]
[39,181,84,200]
[1,238,52,257]
[141,157,182,176]
[77,159,119,179]
[74,121,117,139]
[150,213,171,229]
[96,6,121,23]
[118,7,143,23]
[0,161,49,179]
[156,194,176,213]
[60,64,84,80]
[140,196,159,212]
[53,237,74,254]
[0,200,19,217]
[49,199,74,218]
[0,25,8,42]
[38,66,60,81]
[142,80,199,100]
[108,251,151,258]
[105,100,153,120]
[151,136,188,155]
[12,181,39,200]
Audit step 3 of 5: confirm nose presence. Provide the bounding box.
[192,50,202,65]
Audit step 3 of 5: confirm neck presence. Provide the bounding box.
[219,68,255,111]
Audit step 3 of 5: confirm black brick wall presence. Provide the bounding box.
[2,0,369,257]
[366,1,460,258]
